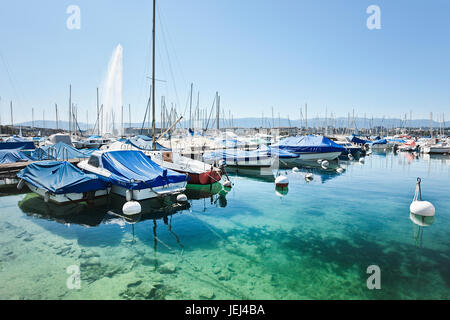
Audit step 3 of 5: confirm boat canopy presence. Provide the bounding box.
[0,149,30,164]
[100,150,188,190]
[0,141,35,150]
[274,135,346,153]
[366,139,387,145]
[258,145,299,159]
[17,161,108,194]
[347,136,369,145]
[5,135,28,142]
[30,142,94,161]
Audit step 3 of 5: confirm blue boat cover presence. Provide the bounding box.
[367,139,387,145]
[100,150,188,190]
[5,135,28,142]
[348,136,369,145]
[30,142,93,160]
[258,145,299,159]
[274,135,346,153]
[17,161,108,194]
[0,141,36,150]
[0,149,30,164]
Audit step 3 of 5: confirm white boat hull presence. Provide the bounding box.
[293,151,342,161]
[203,156,274,168]
[25,182,109,204]
[422,146,450,154]
[110,182,187,201]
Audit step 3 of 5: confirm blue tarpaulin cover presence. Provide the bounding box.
[17,161,108,194]
[367,139,387,145]
[5,135,28,142]
[274,135,346,154]
[348,136,369,145]
[100,150,188,190]
[0,141,35,150]
[0,149,30,164]
[30,142,94,160]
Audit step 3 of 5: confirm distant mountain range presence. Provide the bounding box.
[14,117,446,130]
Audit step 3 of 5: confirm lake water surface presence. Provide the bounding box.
[0,151,449,299]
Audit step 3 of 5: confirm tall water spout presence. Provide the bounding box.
[101,44,123,136]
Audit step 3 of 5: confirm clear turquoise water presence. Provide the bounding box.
[0,151,449,299]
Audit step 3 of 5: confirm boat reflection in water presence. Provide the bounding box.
[18,193,190,228]
[410,212,435,248]
[185,181,229,209]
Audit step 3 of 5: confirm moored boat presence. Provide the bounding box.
[17,161,110,204]
[272,135,345,161]
[107,139,222,185]
[78,150,188,200]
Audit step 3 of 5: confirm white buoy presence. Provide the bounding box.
[359,157,365,163]
[321,160,329,169]
[292,167,300,173]
[317,159,323,164]
[17,179,25,190]
[122,201,141,216]
[223,180,232,188]
[336,168,344,174]
[177,193,188,202]
[305,173,314,180]
[275,175,289,188]
[348,154,354,160]
[410,201,435,217]
[410,178,435,217]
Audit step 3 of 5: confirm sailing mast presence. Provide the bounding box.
[151,0,156,150]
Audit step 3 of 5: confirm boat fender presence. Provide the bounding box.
[177,194,188,202]
[321,160,329,169]
[305,173,314,181]
[275,175,289,188]
[317,159,323,164]
[348,154,354,160]
[17,179,25,190]
[292,167,299,173]
[123,201,141,216]
[126,189,133,202]
[336,168,344,174]
[359,157,365,163]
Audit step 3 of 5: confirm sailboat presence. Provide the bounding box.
[122,1,222,185]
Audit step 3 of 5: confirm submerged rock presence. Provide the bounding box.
[81,256,101,267]
[158,262,176,274]
[198,288,215,299]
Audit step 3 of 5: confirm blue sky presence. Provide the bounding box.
[0,0,449,125]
